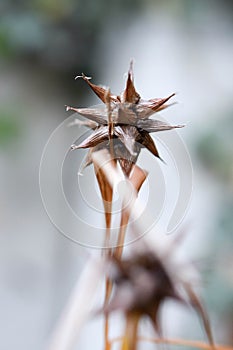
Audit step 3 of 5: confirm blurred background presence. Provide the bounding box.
[0,0,233,349]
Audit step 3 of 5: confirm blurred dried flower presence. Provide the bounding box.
[67,62,184,176]
[104,245,214,348]
[106,252,180,331]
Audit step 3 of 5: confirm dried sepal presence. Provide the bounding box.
[68,118,98,129]
[75,73,120,104]
[137,131,160,159]
[71,127,109,150]
[149,93,176,110]
[66,106,107,125]
[136,119,185,133]
[136,94,175,119]
[184,282,214,347]
[122,63,140,104]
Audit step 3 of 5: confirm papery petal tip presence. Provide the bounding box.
[75,73,92,81]
[70,144,78,151]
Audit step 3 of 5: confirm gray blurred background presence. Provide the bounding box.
[0,0,233,349]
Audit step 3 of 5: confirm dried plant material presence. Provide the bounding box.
[56,62,227,350]
[184,283,214,347]
[115,165,148,259]
[122,313,140,350]
[122,62,140,104]
[104,248,215,350]
[104,252,181,334]
[111,337,232,350]
[68,62,184,176]
[94,163,114,247]
[68,118,98,129]
[71,126,109,149]
[75,73,120,104]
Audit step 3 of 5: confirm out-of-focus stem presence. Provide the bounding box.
[112,337,231,350]
[121,313,140,350]
[94,161,114,350]
[104,275,113,350]
[115,207,129,259]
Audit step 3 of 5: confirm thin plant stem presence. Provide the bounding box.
[115,206,129,259]
[101,89,115,350]
[111,336,233,350]
[94,159,114,350]
[104,275,113,350]
[114,165,148,259]
[120,313,140,350]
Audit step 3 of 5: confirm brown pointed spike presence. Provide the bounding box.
[122,63,140,104]
[118,158,134,177]
[138,132,161,159]
[76,74,119,104]
[72,127,109,149]
[184,283,215,347]
[149,93,175,111]
[147,304,162,336]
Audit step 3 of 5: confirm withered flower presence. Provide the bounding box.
[67,62,184,176]
[104,245,214,349]
[105,252,180,332]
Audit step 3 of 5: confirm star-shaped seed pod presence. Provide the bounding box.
[67,62,184,176]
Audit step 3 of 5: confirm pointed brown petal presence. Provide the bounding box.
[122,63,140,104]
[68,118,98,129]
[137,132,160,159]
[119,159,135,177]
[148,304,162,337]
[79,142,115,172]
[156,102,177,112]
[137,102,176,119]
[66,105,107,125]
[79,149,93,171]
[76,73,119,103]
[71,127,109,150]
[114,126,139,156]
[184,283,215,347]
[137,119,185,133]
[136,94,176,119]
[149,93,175,111]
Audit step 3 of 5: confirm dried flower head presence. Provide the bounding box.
[104,243,214,346]
[105,252,179,332]
[67,62,184,176]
